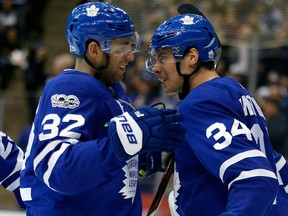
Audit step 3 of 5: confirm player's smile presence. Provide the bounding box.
[118,64,128,73]
[159,76,172,92]
[159,77,168,83]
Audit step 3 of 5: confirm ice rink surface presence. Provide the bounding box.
[0,210,25,216]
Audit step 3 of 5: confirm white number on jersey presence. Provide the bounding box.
[206,118,264,152]
[39,114,85,141]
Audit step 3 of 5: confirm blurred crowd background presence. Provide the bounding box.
[0,0,288,212]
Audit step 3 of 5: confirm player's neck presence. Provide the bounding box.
[189,69,219,91]
[74,58,95,76]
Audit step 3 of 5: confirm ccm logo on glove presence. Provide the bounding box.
[110,112,143,156]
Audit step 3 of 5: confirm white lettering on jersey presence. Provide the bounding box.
[39,114,84,141]
[206,118,268,152]
[119,156,138,202]
[206,95,266,151]
[206,119,252,150]
[239,95,265,119]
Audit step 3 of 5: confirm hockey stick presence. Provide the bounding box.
[177,3,206,17]
[146,154,174,216]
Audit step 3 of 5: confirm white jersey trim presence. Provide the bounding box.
[20,187,32,201]
[0,147,23,185]
[284,185,288,194]
[219,149,266,182]
[276,155,286,171]
[6,177,20,192]
[33,140,62,171]
[43,143,70,191]
[228,169,277,190]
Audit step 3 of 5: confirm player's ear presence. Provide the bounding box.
[88,41,101,55]
[187,47,199,65]
[86,41,102,57]
[86,41,103,64]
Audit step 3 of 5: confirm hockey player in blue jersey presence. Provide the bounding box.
[19,2,183,215]
[0,131,25,209]
[145,13,288,215]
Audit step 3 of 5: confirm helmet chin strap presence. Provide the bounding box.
[82,53,110,79]
[177,60,202,100]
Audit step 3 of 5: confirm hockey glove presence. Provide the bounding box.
[139,152,163,177]
[138,102,166,177]
[108,106,183,162]
[150,101,166,110]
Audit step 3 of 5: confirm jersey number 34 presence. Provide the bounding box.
[206,118,265,154]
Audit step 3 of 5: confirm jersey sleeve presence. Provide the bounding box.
[0,131,24,192]
[274,150,288,195]
[0,131,25,209]
[179,85,279,215]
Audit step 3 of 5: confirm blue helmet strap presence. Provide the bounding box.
[82,53,110,79]
[177,60,202,100]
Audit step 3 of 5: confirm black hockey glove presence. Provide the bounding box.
[139,152,163,177]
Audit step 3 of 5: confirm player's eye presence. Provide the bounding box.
[159,55,167,64]
[113,44,131,55]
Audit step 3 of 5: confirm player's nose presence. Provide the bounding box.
[125,51,135,62]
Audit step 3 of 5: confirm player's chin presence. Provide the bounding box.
[162,82,171,92]
[163,86,175,95]
[116,71,125,81]
[162,84,178,95]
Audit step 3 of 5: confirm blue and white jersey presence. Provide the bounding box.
[174,77,288,216]
[20,70,141,215]
[274,151,288,196]
[0,131,23,191]
[0,131,24,208]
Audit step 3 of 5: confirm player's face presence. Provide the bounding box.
[150,49,183,95]
[102,37,135,83]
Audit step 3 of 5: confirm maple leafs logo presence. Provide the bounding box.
[181,15,195,25]
[173,164,181,216]
[86,5,99,17]
[208,50,214,59]
[119,156,138,203]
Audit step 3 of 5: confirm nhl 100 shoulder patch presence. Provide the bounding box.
[51,94,80,109]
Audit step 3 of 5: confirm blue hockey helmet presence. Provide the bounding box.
[145,14,221,72]
[66,2,140,56]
